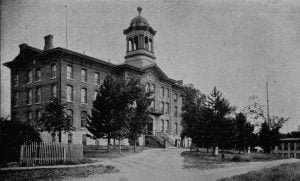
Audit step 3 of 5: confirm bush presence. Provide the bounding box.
[0,118,41,164]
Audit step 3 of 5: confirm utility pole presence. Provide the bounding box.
[266,79,270,125]
[65,5,68,49]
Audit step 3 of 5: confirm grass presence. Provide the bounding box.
[84,145,149,159]
[0,165,118,181]
[218,162,300,181]
[181,149,287,170]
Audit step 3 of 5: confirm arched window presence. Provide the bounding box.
[134,36,138,50]
[128,37,133,51]
[145,36,149,50]
[149,38,153,52]
[145,82,150,92]
[67,109,73,126]
[150,84,155,93]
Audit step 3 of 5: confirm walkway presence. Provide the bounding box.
[64,148,300,181]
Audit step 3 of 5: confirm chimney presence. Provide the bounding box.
[19,43,28,53]
[44,34,53,51]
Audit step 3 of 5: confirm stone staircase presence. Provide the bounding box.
[145,132,178,148]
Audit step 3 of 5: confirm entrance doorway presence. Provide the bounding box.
[147,121,153,135]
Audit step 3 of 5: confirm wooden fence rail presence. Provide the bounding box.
[20,142,83,166]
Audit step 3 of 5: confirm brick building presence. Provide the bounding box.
[4,7,185,146]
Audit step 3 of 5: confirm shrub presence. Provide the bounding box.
[0,118,41,164]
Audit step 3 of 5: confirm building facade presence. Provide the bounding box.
[4,7,185,145]
[273,138,300,158]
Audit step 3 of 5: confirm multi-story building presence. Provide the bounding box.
[4,7,185,145]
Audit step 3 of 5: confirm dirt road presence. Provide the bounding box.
[65,148,300,181]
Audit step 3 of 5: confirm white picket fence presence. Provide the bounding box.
[20,142,83,166]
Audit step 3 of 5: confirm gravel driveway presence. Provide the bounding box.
[65,148,300,181]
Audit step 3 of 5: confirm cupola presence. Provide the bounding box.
[123,7,157,68]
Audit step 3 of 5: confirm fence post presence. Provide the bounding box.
[20,145,24,165]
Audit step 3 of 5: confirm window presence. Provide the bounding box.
[94,90,98,101]
[82,134,87,145]
[94,72,100,85]
[166,120,169,133]
[13,74,19,87]
[160,102,164,113]
[36,87,41,104]
[160,87,164,97]
[150,84,155,93]
[67,109,73,126]
[67,85,73,102]
[175,123,178,135]
[284,142,288,150]
[67,65,73,79]
[291,142,295,150]
[36,68,41,81]
[174,106,178,117]
[145,82,150,92]
[68,133,73,144]
[51,64,57,78]
[174,93,178,102]
[51,85,57,98]
[36,110,41,120]
[81,69,87,82]
[27,89,32,105]
[81,111,87,128]
[150,100,155,109]
[166,88,169,98]
[165,103,169,114]
[81,88,87,104]
[27,111,32,122]
[161,120,164,132]
[13,92,18,107]
[27,70,32,83]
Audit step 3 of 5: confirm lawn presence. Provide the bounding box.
[181,149,287,170]
[0,164,118,181]
[84,145,149,159]
[218,162,300,181]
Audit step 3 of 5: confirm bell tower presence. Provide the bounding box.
[123,7,157,68]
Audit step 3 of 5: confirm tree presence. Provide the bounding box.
[0,117,41,163]
[86,75,123,152]
[201,86,236,154]
[181,84,207,150]
[124,78,152,152]
[39,97,73,143]
[235,113,255,153]
[258,116,289,153]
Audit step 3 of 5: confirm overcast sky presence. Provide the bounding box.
[1,0,299,133]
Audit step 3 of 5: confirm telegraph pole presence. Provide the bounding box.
[65,5,68,49]
[266,78,270,125]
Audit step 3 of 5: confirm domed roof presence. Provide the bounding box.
[130,15,149,27]
[129,7,150,27]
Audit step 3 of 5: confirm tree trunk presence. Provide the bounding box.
[59,131,62,143]
[133,139,136,152]
[107,136,111,152]
[206,147,209,153]
[212,146,216,156]
[119,137,121,154]
[114,138,116,149]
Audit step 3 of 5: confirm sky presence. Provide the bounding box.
[1,0,299,133]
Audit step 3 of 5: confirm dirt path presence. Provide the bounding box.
[65,148,300,181]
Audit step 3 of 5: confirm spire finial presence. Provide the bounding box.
[137,7,142,15]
